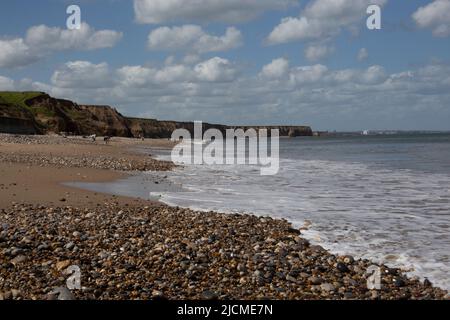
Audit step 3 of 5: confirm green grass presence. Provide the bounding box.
[0,91,45,109]
[64,107,87,121]
[30,106,56,117]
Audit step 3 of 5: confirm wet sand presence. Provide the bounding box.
[0,134,174,208]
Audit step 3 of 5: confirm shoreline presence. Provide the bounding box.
[0,134,448,300]
[0,134,174,208]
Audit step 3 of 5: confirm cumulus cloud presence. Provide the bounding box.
[260,58,290,79]
[0,23,122,68]
[412,0,450,37]
[357,48,369,61]
[147,25,243,54]
[17,56,450,130]
[52,57,237,91]
[288,64,329,84]
[26,23,122,51]
[305,44,334,61]
[194,57,237,82]
[0,75,15,90]
[134,0,294,24]
[51,61,113,89]
[0,39,38,68]
[267,0,387,45]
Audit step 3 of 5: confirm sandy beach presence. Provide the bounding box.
[0,135,173,208]
[0,134,448,300]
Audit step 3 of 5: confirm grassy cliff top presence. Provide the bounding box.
[0,92,45,108]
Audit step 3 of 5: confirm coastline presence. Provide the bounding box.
[0,134,448,300]
[0,135,174,208]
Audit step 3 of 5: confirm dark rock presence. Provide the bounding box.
[310,245,325,253]
[393,277,406,287]
[208,235,217,244]
[201,290,218,300]
[336,262,350,273]
[287,228,301,235]
[386,268,399,276]
[343,292,354,299]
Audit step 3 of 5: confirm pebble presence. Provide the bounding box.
[65,242,75,250]
[37,243,49,251]
[336,262,350,273]
[10,255,27,265]
[10,248,22,256]
[393,277,406,288]
[56,260,71,271]
[0,201,448,300]
[11,289,21,299]
[424,278,432,287]
[320,283,335,292]
[343,256,354,264]
[201,290,219,300]
[286,275,297,283]
[343,292,354,299]
[371,291,379,299]
[308,276,322,285]
[0,147,174,172]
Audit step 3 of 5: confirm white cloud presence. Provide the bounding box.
[18,58,450,130]
[289,64,329,84]
[0,39,38,68]
[0,75,15,90]
[51,57,237,91]
[26,23,122,51]
[267,0,387,45]
[194,57,237,82]
[134,0,295,24]
[148,25,243,54]
[260,58,290,79]
[51,61,113,89]
[0,23,122,68]
[359,65,386,84]
[117,65,156,88]
[357,48,369,61]
[183,54,201,65]
[305,44,334,61]
[155,65,194,83]
[412,0,450,37]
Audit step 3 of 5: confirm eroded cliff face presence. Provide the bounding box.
[0,92,313,138]
[0,117,39,135]
[78,105,132,137]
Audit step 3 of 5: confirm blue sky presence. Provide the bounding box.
[1,0,450,131]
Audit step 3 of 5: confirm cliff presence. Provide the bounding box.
[0,92,313,138]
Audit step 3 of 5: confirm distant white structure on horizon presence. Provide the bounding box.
[362,130,370,136]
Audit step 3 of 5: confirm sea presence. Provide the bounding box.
[69,132,450,291]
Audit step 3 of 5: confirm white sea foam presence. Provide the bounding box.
[154,151,450,291]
